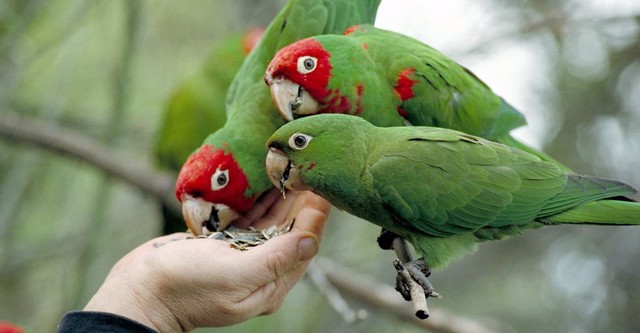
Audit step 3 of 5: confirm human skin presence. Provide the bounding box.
[84,190,331,332]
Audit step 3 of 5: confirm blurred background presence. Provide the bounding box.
[1,0,639,332]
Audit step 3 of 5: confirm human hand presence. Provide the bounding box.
[84,190,331,332]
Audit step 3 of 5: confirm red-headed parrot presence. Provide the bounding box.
[266,114,640,301]
[264,24,566,170]
[154,29,263,234]
[175,0,382,235]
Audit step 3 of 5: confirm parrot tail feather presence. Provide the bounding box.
[541,200,640,226]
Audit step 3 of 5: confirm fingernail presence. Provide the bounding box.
[297,237,318,261]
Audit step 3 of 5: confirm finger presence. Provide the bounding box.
[234,188,281,228]
[143,232,190,248]
[232,233,316,316]
[249,191,305,229]
[285,191,332,241]
[238,192,330,280]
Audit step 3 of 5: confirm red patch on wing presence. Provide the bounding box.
[242,27,264,56]
[175,144,254,213]
[394,68,418,101]
[323,92,351,114]
[306,163,317,171]
[343,25,361,36]
[355,84,365,115]
[397,107,409,118]
[265,37,332,103]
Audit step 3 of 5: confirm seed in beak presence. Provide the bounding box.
[289,86,304,112]
[279,161,292,198]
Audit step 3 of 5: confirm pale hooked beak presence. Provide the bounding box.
[265,147,310,195]
[181,195,240,235]
[267,78,319,121]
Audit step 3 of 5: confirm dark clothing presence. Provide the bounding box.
[57,311,158,333]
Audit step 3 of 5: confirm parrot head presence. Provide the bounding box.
[264,37,330,121]
[265,114,368,196]
[265,34,373,122]
[175,144,255,235]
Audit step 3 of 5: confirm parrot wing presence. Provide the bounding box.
[348,25,527,139]
[404,52,526,139]
[368,127,565,237]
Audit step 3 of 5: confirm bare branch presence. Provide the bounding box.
[306,260,368,324]
[0,110,180,214]
[314,257,505,333]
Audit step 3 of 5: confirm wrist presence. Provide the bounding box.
[84,269,182,332]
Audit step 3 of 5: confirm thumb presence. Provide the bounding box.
[238,230,319,287]
[232,230,319,317]
[238,191,330,285]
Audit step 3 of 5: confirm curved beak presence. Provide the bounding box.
[181,195,240,235]
[265,147,310,195]
[267,78,319,121]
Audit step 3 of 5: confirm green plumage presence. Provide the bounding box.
[196,0,382,201]
[155,33,250,233]
[155,32,246,172]
[267,114,640,267]
[287,24,569,170]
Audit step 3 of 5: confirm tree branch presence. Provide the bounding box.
[0,109,180,213]
[313,257,505,333]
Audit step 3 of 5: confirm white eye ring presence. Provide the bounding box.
[288,133,313,150]
[297,56,317,74]
[211,167,229,191]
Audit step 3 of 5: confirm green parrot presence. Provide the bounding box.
[264,24,568,170]
[174,0,382,235]
[154,28,263,234]
[266,113,640,301]
[155,28,263,172]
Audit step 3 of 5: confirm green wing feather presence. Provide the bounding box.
[368,125,638,239]
[368,127,565,237]
[325,25,572,171]
[344,25,524,138]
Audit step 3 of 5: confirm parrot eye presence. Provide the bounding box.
[211,168,229,191]
[297,56,317,74]
[289,133,313,150]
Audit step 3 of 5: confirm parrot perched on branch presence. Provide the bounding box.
[175,0,382,235]
[266,114,640,301]
[154,29,263,234]
[264,24,567,170]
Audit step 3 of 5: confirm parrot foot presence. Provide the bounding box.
[402,258,441,299]
[382,235,441,319]
[393,258,441,319]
